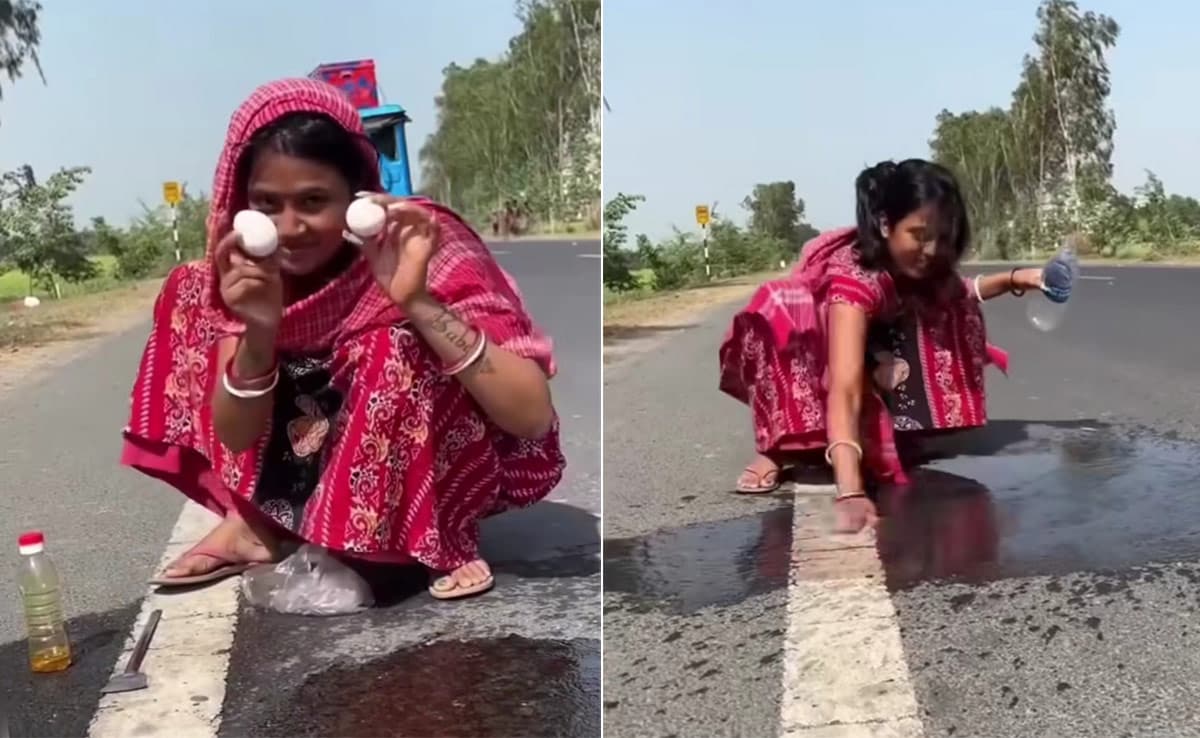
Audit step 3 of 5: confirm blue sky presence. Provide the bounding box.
[0,0,524,225]
[603,0,1200,240]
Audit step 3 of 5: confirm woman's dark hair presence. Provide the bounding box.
[854,158,970,271]
[235,112,376,194]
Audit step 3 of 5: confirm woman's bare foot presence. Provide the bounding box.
[833,494,878,533]
[429,559,495,600]
[736,454,781,494]
[160,513,278,580]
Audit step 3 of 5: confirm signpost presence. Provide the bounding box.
[163,181,183,262]
[695,204,712,279]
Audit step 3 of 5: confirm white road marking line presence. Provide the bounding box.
[577,253,601,258]
[491,249,512,255]
[779,486,924,738]
[783,718,925,737]
[88,502,239,738]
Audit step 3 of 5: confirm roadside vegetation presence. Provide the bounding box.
[605,0,1200,315]
[0,1,599,350]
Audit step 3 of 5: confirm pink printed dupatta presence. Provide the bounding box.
[121,78,564,568]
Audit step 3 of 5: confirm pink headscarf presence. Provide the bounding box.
[198,78,551,372]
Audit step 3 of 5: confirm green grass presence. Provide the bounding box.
[468,216,599,239]
[0,255,121,302]
[0,274,162,350]
[603,269,656,304]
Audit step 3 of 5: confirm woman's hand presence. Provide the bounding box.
[1010,267,1044,294]
[215,230,283,335]
[972,268,1046,301]
[356,195,440,309]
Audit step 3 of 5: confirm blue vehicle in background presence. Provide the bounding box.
[361,104,413,196]
[309,60,413,197]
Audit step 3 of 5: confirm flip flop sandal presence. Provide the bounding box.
[735,466,781,494]
[428,567,495,601]
[149,546,257,588]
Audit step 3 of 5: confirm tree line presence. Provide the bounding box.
[0,0,600,302]
[604,181,819,294]
[610,0,1200,300]
[0,162,209,297]
[418,0,601,233]
[932,0,1200,259]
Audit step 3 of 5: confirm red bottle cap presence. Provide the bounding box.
[18,531,44,547]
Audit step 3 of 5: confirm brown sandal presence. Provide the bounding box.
[428,561,495,601]
[735,466,781,494]
[149,546,257,588]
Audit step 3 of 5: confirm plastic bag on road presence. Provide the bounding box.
[241,544,374,616]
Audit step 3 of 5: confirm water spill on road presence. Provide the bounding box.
[604,507,793,614]
[246,635,599,738]
[877,423,1200,588]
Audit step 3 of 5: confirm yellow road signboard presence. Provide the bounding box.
[162,181,182,206]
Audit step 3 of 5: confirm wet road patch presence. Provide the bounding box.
[220,549,599,738]
[875,423,1200,588]
[232,634,598,738]
[882,423,1200,737]
[603,507,794,615]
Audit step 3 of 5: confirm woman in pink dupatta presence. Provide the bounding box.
[122,79,564,599]
[719,159,1045,532]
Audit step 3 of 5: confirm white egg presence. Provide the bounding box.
[346,197,387,238]
[232,210,278,257]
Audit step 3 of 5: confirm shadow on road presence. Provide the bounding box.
[348,501,599,607]
[0,600,141,738]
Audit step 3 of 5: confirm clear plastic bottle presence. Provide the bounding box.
[1026,236,1080,332]
[17,531,71,673]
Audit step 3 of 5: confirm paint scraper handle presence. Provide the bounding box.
[125,609,162,674]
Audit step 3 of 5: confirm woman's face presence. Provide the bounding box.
[884,204,947,281]
[244,150,354,277]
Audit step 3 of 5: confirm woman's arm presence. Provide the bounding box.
[211,327,277,453]
[404,293,554,439]
[825,302,870,495]
[969,268,1044,301]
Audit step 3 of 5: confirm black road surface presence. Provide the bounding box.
[603,265,1200,737]
[0,238,600,738]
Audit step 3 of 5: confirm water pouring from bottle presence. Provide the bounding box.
[1026,233,1081,332]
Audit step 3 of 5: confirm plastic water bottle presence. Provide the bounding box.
[1026,236,1080,332]
[17,531,71,673]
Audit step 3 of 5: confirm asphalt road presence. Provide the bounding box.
[603,265,1200,738]
[0,237,600,738]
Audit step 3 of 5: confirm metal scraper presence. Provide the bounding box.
[101,609,162,694]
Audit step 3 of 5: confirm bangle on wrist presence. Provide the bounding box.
[443,330,488,376]
[225,355,278,391]
[223,359,279,399]
[1009,267,1026,297]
